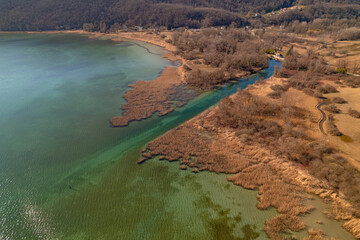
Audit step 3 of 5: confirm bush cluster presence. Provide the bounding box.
[268,84,288,99]
[332,97,347,104]
[348,108,360,118]
[171,29,273,88]
[323,104,341,114]
[326,115,342,136]
[186,69,227,90]
[336,67,348,74]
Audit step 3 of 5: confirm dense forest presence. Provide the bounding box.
[0,0,359,31]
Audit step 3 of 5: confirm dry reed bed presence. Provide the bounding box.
[109,33,196,127]
[264,214,305,240]
[110,67,195,127]
[143,98,313,239]
[145,121,313,239]
[142,87,360,239]
[147,122,250,173]
[302,229,337,240]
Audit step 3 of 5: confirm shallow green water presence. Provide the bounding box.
[0,33,354,240]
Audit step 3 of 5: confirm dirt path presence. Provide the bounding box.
[316,102,327,135]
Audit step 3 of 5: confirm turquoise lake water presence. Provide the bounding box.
[0,33,355,240]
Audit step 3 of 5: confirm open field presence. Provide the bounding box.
[319,40,360,75]
[277,33,360,170]
[282,35,360,74]
[326,87,360,170]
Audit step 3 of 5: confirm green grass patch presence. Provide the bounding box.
[340,135,353,142]
[336,68,347,74]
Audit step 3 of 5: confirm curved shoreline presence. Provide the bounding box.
[109,66,196,127]
[2,30,358,239]
[100,32,192,127]
[1,29,193,127]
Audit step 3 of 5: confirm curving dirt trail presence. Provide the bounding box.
[316,102,327,135]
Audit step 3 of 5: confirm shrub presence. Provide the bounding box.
[332,97,347,104]
[337,27,360,41]
[309,154,360,214]
[313,92,323,98]
[270,84,286,92]
[316,84,337,94]
[268,84,288,99]
[327,123,342,136]
[324,84,337,93]
[265,48,275,55]
[336,67,347,74]
[289,72,318,90]
[303,88,314,96]
[276,69,297,78]
[183,51,198,60]
[283,52,327,74]
[265,215,305,240]
[183,64,192,71]
[348,108,360,118]
[203,51,224,67]
[316,86,328,94]
[267,90,282,99]
[323,104,341,114]
[326,115,342,136]
[344,76,360,88]
[186,69,226,90]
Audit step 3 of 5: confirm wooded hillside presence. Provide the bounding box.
[0,0,358,31]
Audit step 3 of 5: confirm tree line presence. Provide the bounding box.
[169,28,277,89]
[0,0,359,31]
